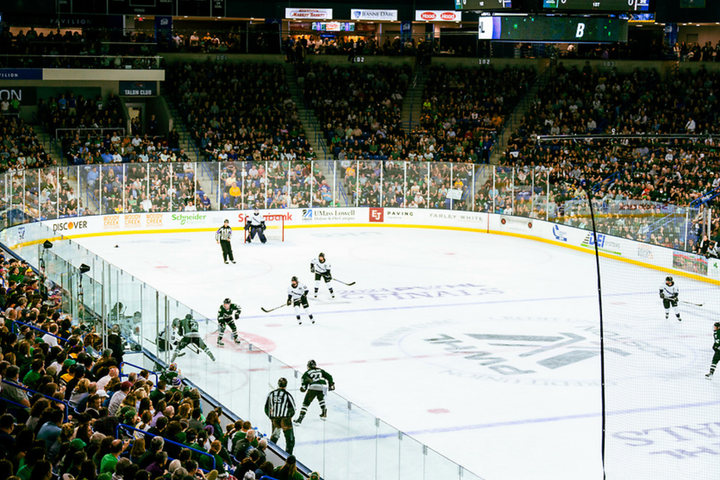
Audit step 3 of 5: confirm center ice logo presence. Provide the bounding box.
[425,331,598,376]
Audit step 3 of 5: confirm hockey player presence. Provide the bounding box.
[659,276,681,321]
[157,322,179,353]
[170,314,215,363]
[215,219,235,264]
[294,359,334,425]
[287,276,314,325]
[264,377,296,454]
[705,322,720,379]
[310,253,334,299]
[217,298,242,346]
[245,207,267,244]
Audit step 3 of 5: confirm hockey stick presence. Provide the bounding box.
[332,278,356,286]
[261,303,288,313]
[681,300,704,307]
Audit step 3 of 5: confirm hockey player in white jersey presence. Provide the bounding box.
[659,276,681,321]
[287,276,315,325]
[245,207,267,244]
[310,252,334,298]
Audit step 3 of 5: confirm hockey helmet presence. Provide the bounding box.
[278,377,288,388]
[172,318,180,329]
[715,322,720,328]
[224,219,229,224]
[665,276,674,285]
[291,276,298,285]
[224,298,232,304]
[184,313,193,321]
[318,252,325,262]
[307,359,317,369]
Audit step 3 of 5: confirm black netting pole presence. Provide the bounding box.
[586,191,607,480]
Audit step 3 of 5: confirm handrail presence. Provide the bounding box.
[11,318,70,344]
[1,379,70,422]
[54,127,126,140]
[115,423,216,470]
[119,361,160,386]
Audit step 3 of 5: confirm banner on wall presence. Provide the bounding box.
[672,251,707,276]
[285,8,333,19]
[0,86,37,105]
[499,216,533,233]
[578,231,623,256]
[415,10,462,21]
[302,208,358,222]
[0,69,43,80]
[350,9,398,21]
[119,81,157,97]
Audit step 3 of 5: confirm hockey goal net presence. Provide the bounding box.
[243,213,285,243]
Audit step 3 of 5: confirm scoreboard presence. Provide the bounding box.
[479,15,628,42]
[542,0,651,12]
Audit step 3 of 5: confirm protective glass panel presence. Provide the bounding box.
[99,164,123,215]
[382,159,405,208]
[405,162,429,208]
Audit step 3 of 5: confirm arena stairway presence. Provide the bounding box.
[401,67,427,133]
[282,62,337,201]
[37,131,63,166]
[489,65,552,164]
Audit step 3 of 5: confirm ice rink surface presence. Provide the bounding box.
[74,226,720,480]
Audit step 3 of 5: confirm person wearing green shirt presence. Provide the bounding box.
[100,439,129,474]
[22,359,45,391]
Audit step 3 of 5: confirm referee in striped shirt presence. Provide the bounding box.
[265,377,296,453]
[215,219,235,264]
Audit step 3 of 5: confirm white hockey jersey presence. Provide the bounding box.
[247,211,265,227]
[311,257,331,275]
[660,281,679,300]
[288,282,310,301]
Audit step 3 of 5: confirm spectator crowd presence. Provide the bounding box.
[0,252,312,479]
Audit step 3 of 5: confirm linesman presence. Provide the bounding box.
[216,219,235,264]
[265,377,296,454]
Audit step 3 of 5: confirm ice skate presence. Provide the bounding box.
[217,339,225,346]
[293,414,305,425]
[706,372,714,379]
[320,409,327,420]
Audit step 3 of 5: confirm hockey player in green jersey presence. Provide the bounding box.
[170,314,215,363]
[705,322,720,379]
[217,298,242,346]
[294,359,335,424]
